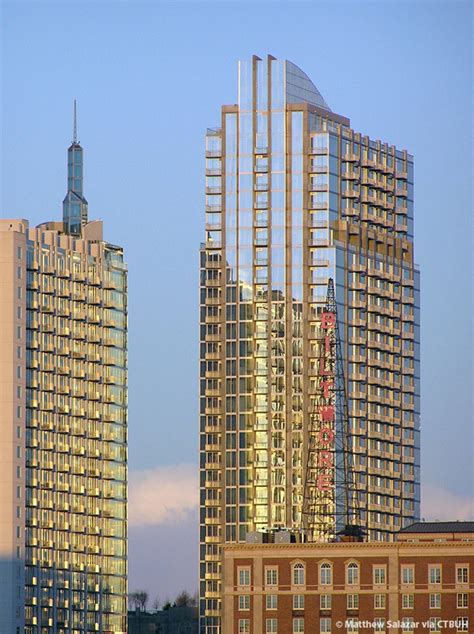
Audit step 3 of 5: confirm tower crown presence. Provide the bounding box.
[63,100,88,236]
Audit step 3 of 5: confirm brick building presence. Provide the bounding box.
[222,522,474,633]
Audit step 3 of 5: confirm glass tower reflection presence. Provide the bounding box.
[200,55,420,633]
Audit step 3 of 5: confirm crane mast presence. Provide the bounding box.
[302,278,363,542]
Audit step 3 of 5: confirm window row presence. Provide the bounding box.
[238,563,470,588]
[238,616,469,634]
[238,592,470,612]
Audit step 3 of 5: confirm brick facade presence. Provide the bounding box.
[222,525,474,633]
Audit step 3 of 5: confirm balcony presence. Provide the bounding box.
[205,223,221,232]
[361,174,378,187]
[361,157,378,169]
[342,187,360,199]
[395,222,408,233]
[361,191,378,204]
[343,152,359,162]
[205,259,221,269]
[205,314,221,324]
[308,182,328,193]
[205,406,221,415]
[342,168,359,180]
[308,238,329,247]
[57,306,70,317]
[206,186,222,195]
[381,161,394,174]
[380,180,394,192]
[309,145,328,155]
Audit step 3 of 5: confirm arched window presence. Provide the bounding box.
[293,562,305,586]
[320,562,332,585]
[347,562,359,585]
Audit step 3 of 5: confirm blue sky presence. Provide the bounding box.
[1,0,472,601]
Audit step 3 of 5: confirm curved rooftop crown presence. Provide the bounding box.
[285,60,331,111]
[238,55,331,112]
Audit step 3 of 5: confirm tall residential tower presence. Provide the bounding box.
[199,56,420,632]
[0,114,128,633]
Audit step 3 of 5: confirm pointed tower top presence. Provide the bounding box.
[64,101,87,235]
[73,99,78,144]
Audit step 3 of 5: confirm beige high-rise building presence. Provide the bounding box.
[199,55,420,633]
[0,119,127,633]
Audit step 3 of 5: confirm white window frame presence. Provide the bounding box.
[401,565,414,585]
[347,594,359,610]
[293,617,305,633]
[456,617,468,632]
[374,618,386,634]
[293,594,304,610]
[402,593,414,609]
[266,618,278,633]
[238,567,251,587]
[320,594,332,610]
[374,593,386,609]
[238,618,250,634]
[373,565,386,586]
[457,593,468,609]
[266,594,278,610]
[428,565,441,585]
[265,567,278,587]
[456,565,469,584]
[429,593,441,609]
[319,562,332,585]
[320,617,331,634]
[292,563,305,586]
[401,618,415,634]
[238,595,250,611]
[347,562,359,585]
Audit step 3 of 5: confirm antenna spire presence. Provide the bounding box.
[73,99,77,144]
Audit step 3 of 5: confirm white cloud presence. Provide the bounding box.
[422,484,474,521]
[129,463,198,527]
[128,467,474,527]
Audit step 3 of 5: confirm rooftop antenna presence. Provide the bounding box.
[73,99,77,144]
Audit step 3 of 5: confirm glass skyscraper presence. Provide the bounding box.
[0,122,127,633]
[200,55,420,632]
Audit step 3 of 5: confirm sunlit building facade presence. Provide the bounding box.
[0,128,127,633]
[199,55,420,632]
